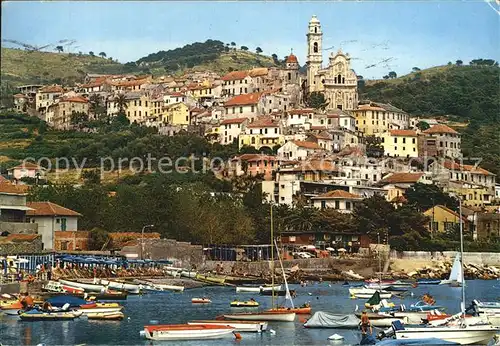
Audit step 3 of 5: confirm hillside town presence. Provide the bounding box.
[3,15,500,255]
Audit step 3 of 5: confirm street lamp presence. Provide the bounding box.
[141,224,154,260]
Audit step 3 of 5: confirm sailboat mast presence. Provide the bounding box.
[459,197,465,318]
[378,232,382,289]
[274,238,294,308]
[270,203,275,308]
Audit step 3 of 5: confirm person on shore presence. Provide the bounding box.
[360,311,372,335]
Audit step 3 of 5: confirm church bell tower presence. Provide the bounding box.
[306,15,323,93]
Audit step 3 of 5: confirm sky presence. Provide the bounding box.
[2,1,499,78]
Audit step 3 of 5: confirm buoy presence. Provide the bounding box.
[328,333,344,340]
[270,329,276,335]
[233,332,242,340]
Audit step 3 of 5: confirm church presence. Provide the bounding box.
[305,15,358,111]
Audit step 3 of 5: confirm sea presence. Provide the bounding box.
[0,280,498,345]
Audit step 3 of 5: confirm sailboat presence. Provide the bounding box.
[392,198,499,345]
[439,253,462,287]
[223,204,296,322]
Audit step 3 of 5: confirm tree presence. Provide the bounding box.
[304,91,329,110]
[256,47,263,54]
[404,183,459,212]
[88,227,109,250]
[383,75,389,80]
[82,169,101,185]
[456,60,463,66]
[365,135,384,158]
[89,51,95,56]
[89,94,104,120]
[412,67,421,72]
[271,53,278,63]
[99,52,107,58]
[388,71,397,79]
[114,94,128,114]
[240,46,249,51]
[416,120,430,130]
[230,42,236,46]
[70,111,89,129]
[55,46,63,53]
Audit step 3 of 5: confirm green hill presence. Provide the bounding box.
[360,64,500,124]
[0,47,136,86]
[134,39,278,75]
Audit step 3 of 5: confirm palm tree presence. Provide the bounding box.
[285,207,320,232]
[114,94,128,114]
[99,52,107,58]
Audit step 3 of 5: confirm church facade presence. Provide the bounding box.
[305,15,358,111]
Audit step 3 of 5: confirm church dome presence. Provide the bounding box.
[286,53,298,64]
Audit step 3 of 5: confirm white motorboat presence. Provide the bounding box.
[77,307,123,315]
[143,324,235,341]
[223,311,296,322]
[392,311,432,324]
[235,285,282,293]
[142,283,184,292]
[472,300,500,314]
[59,279,105,293]
[100,280,141,294]
[394,324,499,345]
[350,290,392,299]
[180,270,197,278]
[188,320,267,332]
[370,317,409,327]
[42,280,64,292]
[439,253,463,287]
[487,314,500,327]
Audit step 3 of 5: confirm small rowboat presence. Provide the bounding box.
[1,301,23,315]
[77,302,123,315]
[223,311,296,322]
[87,312,124,320]
[188,320,267,332]
[19,309,82,321]
[143,324,235,341]
[230,300,259,308]
[266,306,311,314]
[192,298,211,304]
[59,279,106,293]
[236,285,282,293]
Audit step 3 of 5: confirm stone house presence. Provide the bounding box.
[422,124,461,158]
[0,183,37,235]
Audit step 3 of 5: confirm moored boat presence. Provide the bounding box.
[417,279,442,285]
[191,298,211,304]
[188,320,267,332]
[260,289,296,297]
[235,285,282,293]
[223,311,296,322]
[266,305,311,314]
[87,311,124,320]
[143,324,235,341]
[230,300,259,308]
[19,308,81,321]
[59,279,106,293]
[77,302,123,315]
[100,280,141,294]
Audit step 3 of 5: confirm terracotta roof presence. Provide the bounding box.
[314,190,361,199]
[286,54,298,64]
[423,124,459,135]
[39,85,64,93]
[220,118,248,125]
[0,234,40,243]
[225,92,262,107]
[10,162,41,170]
[310,126,327,131]
[26,202,82,217]
[247,117,278,128]
[221,71,248,81]
[373,102,406,114]
[327,114,339,119]
[0,183,28,195]
[309,132,331,140]
[61,96,88,104]
[390,195,408,203]
[380,172,424,184]
[356,104,386,112]
[0,176,8,183]
[285,159,337,173]
[248,68,268,77]
[292,141,321,149]
[109,79,149,87]
[442,160,494,175]
[389,129,417,137]
[288,108,315,115]
[169,92,186,97]
[234,154,277,162]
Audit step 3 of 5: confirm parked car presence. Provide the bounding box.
[292,252,313,259]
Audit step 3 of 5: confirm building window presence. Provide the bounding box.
[403,138,406,144]
[313,42,318,52]
[334,201,340,209]
[321,201,326,209]
[394,138,397,143]
[251,106,255,112]
[412,138,416,144]
[346,202,351,210]
[239,107,243,113]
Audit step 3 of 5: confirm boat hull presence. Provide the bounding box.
[59,279,105,293]
[223,312,296,322]
[144,324,234,341]
[236,285,282,293]
[266,307,311,314]
[78,307,123,315]
[352,293,392,299]
[100,280,141,294]
[87,312,124,320]
[188,320,267,332]
[395,326,499,345]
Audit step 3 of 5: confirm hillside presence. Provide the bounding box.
[360,64,500,124]
[0,47,137,86]
[134,39,278,74]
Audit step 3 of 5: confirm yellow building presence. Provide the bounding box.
[51,96,90,130]
[353,102,410,135]
[447,184,492,208]
[125,94,150,124]
[379,130,418,158]
[164,102,190,125]
[238,117,284,150]
[424,205,467,234]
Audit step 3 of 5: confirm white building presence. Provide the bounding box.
[219,118,248,145]
[223,92,263,122]
[26,201,81,250]
[277,140,323,161]
[311,190,363,213]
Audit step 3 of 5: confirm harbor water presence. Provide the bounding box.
[0,280,498,345]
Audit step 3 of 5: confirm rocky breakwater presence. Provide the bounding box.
[391,261,500,280]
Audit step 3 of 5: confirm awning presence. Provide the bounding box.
[0,205,34,211]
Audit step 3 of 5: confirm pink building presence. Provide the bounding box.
[229,154,278,180]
